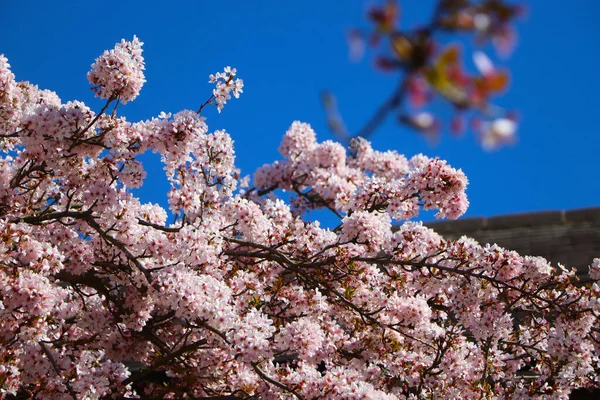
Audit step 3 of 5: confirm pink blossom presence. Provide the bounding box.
[589,258,600,281]
[339,210,391,253]
[87,36,145,103]
[209,66,244,112]
[278,120,317,159]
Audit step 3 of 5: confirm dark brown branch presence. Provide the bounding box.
[39,341,78,400]
[251,361,303,399]
[78,95,117,139]
[122,338,208,386]
[354,78,408,140]
[137,214,186,232]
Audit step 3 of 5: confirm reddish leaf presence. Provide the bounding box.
[451,114,466,136]
[391,34,413,60]
[485,70,509,92]
[437,44,461,68]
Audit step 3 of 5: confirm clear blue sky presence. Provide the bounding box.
[2,1,599,222]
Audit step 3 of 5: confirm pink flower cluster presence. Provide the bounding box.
[0,37,598,399]
[255,126,468,221]
[209,66,244,112]
[87,36,146,103]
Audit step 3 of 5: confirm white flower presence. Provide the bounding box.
[474,13,491,33]
[491,118,516,138]
[414,112,435,129]
[473,51,494,76]
[208,66,244,113]
[480,118,517,150]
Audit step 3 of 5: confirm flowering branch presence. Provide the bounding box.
[324,0,523,149]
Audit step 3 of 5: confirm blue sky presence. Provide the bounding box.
[2,1,599,223]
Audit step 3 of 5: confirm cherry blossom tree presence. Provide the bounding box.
[1,36,599,400]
